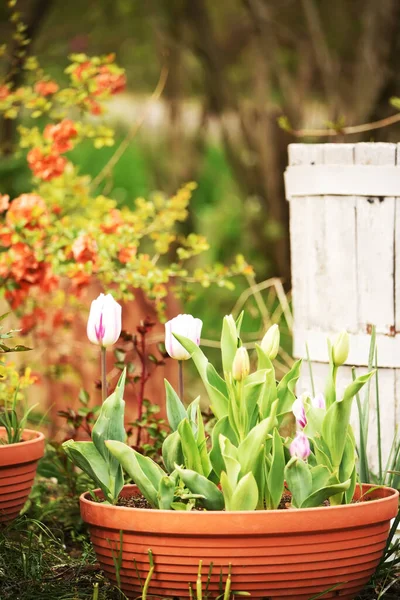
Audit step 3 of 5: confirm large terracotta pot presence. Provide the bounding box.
[0,427,45,524]
[81,483,399,600]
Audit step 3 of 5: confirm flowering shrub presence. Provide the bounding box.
[0,3,252,330]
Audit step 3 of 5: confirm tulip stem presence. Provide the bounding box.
[178,360,184,400]
[101,346,107,402]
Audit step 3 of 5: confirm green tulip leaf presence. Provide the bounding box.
[300,479,351,509]
[255,345,278,418]
[162,429,184,473]
[238,415,275,475]
[175,464,224,510]
[178,418,204,475]
[267,429,285,509]
[276,359,302,417]
[230,472,258,511]
[322,371,375,467]
[63,440,114,502]
[284,456,312,508]
[210,416,238,477]
[157,476,175,510]
[310,464,330,492]
[105,440,165,507]
[164,379,188,431]
[173,334,228,419]
[221,314,239,376]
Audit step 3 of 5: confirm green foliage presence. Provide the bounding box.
[62,370,126,504]
[105,317,373,510]
[0,312,36,444]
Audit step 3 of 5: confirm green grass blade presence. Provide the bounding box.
[374,347,383,483]
[305,342,315,397]
[353,367,369,483]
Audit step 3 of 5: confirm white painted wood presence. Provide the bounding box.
[394,144,400,333]
[289,145,324,331]
[321,144,357,332]
[284,165,400,198]
[354,144,396,335]
[287,142,399,474]
[288,143,324,166]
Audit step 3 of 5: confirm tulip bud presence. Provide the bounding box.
[332,330,349,367]
[292,395,307,429]
[232,346,250,381]
[290,432,311,460]
[165,314,203,361]
[311,392,326,410]
[260,324,280,360]
[87,293,122,348]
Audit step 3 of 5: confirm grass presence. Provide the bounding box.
[0,518,122,600]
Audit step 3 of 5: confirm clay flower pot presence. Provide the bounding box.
[0,427,45,524]
[81,483,399,600]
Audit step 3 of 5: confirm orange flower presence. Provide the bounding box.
[5,285,29,309]
[94,66,126,95]
[0,255,9,277]
[71,234,98,263]
[0,86,9,100]
[6,193,48,228]
[118,245,137,264]
[20,312,37,335]
[100,209,124,234]
[0,194,10,212]
[52,308,74,329]
[9,242,39,282]
[27,147,67,181]
[73,61,92,81]
[44,119,78,153]
[34,80,59,96]
[38,262,59,293]
[0,226,12,247]
[68,264,91,292]
[51,204,62,215]
[85,97,103,115]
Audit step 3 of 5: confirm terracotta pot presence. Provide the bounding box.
[0,427,45,524]
[81,483,399,600]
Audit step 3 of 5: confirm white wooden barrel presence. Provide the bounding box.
[285,142,400,474]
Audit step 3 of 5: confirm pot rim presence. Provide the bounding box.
[0,427,45,466]
[80,482,399,515]
[80,482,399,535]
[0,427,45,448]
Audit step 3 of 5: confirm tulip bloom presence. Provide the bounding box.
[332,330,349,367]
[232,346,250,381]
[292,396,307,429]
[87,293,122,348]
[260,324,280,360]
[311,392,326,410]
[290,432,311,460]
[165,314,203,361]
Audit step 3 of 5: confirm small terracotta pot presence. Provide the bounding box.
[0,427,45,524]
[81,483,399,600]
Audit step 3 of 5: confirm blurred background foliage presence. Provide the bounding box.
[1,0,400,342]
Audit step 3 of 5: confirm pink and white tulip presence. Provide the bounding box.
[165,314,202,361]
[311,392,326,410]
[290,432,311,460]
[87,293,122,348]
[292,396,307,429]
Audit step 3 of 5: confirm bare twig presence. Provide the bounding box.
[90,65,169,191]
[286,111,400,138]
